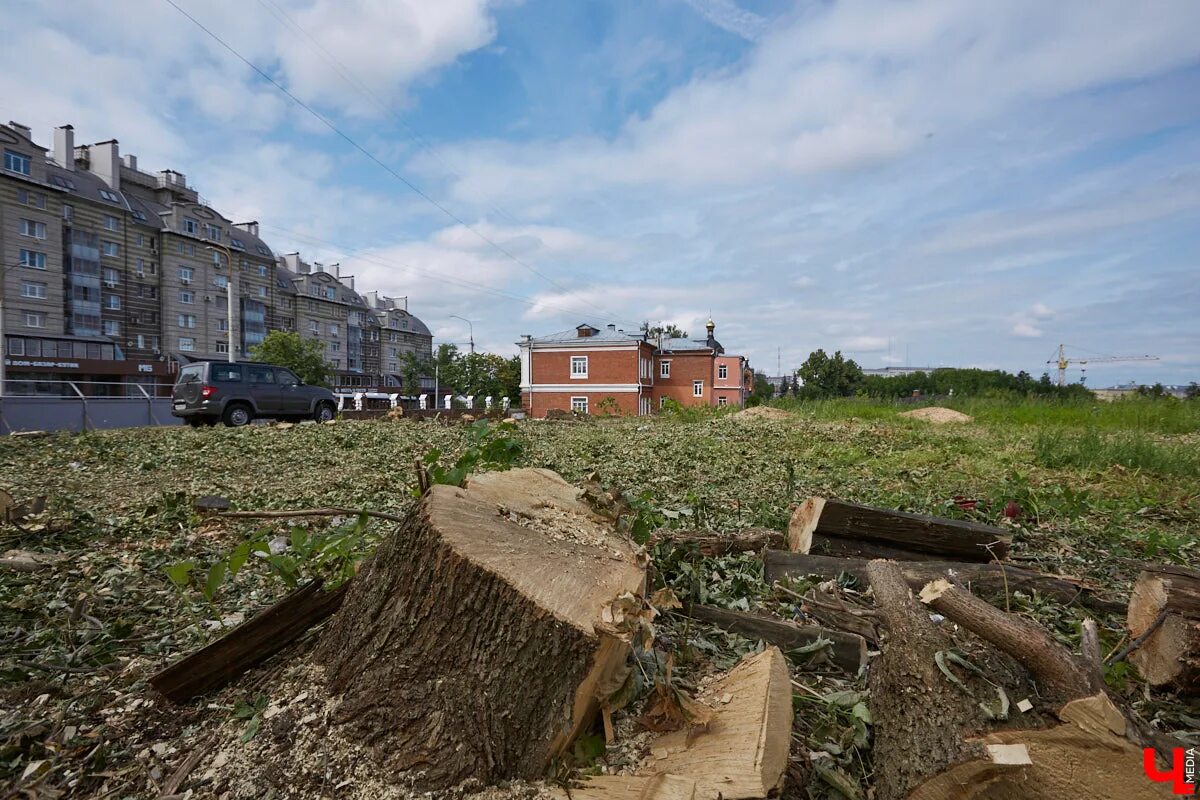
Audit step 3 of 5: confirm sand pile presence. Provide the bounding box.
[732,406,791,420]
[899,407,973,424]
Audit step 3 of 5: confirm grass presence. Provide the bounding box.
[1034,427,1200,477]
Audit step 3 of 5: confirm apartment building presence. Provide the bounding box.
[518,319,749,417]
[1,121,433,396]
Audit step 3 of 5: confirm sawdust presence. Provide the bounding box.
[899,407,973,424]
[731,406,792,420]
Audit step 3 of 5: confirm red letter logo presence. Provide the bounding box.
[1145,748,1197,795]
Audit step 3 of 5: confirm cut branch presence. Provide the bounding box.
[687,604,867,673]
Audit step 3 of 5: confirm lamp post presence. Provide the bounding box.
[205,243,236,362]
[450,314,474,354]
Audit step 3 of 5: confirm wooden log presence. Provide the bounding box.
[788,497,1010,562]
[650,527,785,556]
[763,550,1115,610]
[867,561,1165,800]
[314,468,647,790]
[562,648,792,800]
[1128,564,1200,688]
[150,579,349,703]
[688,604,867,673]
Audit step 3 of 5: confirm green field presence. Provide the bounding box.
[1,402,1197,796]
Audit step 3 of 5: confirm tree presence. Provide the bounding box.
[796,349,863,398]
[749,371,775,405]
[1187,382,1199,401]
[400,352,428,397]
[778,376,790,396]
[640,321,688,339]
[250,331,330,386]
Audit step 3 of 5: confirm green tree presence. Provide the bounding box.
[640,321,688,339]
[400,352,428,397]
[250,331,330,386]
[796,349,863,398]
[778,376,790,396]
[748,371,775,405]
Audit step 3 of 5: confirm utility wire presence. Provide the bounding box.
[162,0,621,322]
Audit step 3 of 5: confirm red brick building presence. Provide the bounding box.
[518,320,749,417]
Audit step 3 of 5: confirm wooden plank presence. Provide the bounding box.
[150,579,349,703]
[788,497,1011,562]
[689,604,867,673]
[763,551,1117,611]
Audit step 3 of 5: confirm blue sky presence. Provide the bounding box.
[3,0,1198,384]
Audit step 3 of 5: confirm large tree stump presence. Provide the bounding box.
[314,468,646,789]
[1128,565,1200,688]
[866,561,1168,800]
[788,497,1011,561]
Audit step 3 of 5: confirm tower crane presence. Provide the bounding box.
[1047,344,1159,387]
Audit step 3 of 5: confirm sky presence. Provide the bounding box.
[2,0,1198,385]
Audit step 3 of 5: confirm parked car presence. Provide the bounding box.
[171,361,337,427]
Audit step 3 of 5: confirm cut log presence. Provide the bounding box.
[650,527,785,556]
[314,468,647,790]
[1128,564,1200,688]
[763,551,1116,610]
[563,648,792,800]
[788,497,1010,562]
[150,579,348,703]
[867,561,1166,800]
[688,604,867,673]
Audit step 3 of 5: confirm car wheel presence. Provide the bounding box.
[314,402,335,423]
[223,403,253,428]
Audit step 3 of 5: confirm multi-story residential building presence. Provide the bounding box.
[364,291,433,386]
[1,121,433,396]
[517,319,749,417]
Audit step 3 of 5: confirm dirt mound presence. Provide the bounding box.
[899,407,973,424]
[732,406,791,420]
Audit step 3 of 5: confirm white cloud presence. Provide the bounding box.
[681,0,767,41]
[1011,321,1043,338]
[1030,303,1054,320]
[842,336,889,352]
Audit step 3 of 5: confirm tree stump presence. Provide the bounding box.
[1128,565,1200,688]
[314,468,646,789]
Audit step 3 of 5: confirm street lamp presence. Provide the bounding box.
[205,243,236,363]
[450,314,475,354]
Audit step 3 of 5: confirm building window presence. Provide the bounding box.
[103,268,119,287]
[137,334,160,350]
[718,364,728,380]
[257,264,268,277]
[215,341,229,354]
[329,342,341,352]
[180,290,194,304]
[8,338,24,356]
[17,189,46,209]
[179,314,196,328]
[182,217,197,234]
[136,259,146,277]
[218,319,228,332]
[659,396,667,409]
[23,311,45,329]
[203,223,221,240]
[693,380,704,397]
[19,219,46,239]
[104,319,120,336]
[308,320,319,333]
[62,204,73,221]
[103,215,120,231]
[18,249,46,269]
[20,281,47,299]
[102,241,120,257]
[329,324,339,336]
[136,233,145,246]
[570,355,588,378]
[718,397,728,407]
[660,360,671,378]
[98,189,121,203]
[138,285,158,299]
[4,149,32,175]
[230,237,244,250]
[257,286,267,298]
[214,275,228,289]
[105,294,121,310]
[179,267,193,283]
[179,337,195,351]
[571,396,589,414]
[211,250,223,266]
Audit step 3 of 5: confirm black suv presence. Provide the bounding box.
[172,361,337,427]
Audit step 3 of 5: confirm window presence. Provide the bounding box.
[20,281,46,299]
[211,250,223,266]
[8,338,24,356]
[718,397,728,407]
[308,320,319,333]
[257,286,267,298]
[660,396,667,409]
[98,189,121,203]
[257,264,268,277]
[17,189,46,209]
[178,313,196,328]
[62,204,73,221]
[104,319,120,336]
[105,294,121,310]
[178,337,195,351]
[247,366,274,383]
[132,210,146,222]
[718,364,728,380]
[19,249,46,269]
[214,275,228,289]
[5,149,32,175]
[230,237,245,250]
[276,368,300,386]
[182,217,198,234]
[103,268,119,287]
[136,233,145,246]
[102,241,119,257]
[571,397,589,414]
[329,324,339,336]
[138,285,158,299]
[388,362,398,372]
[19,219,46,239]
[103,215,120,231]
[180,290,194,304]
[179,267,193,283]
[203,223,221,240]
[50,175,76,191]
[215,341,229,354]
[23,311,45,328]
[693,380,704,397]
[136,334,159,350]
[217,319,228,332]
[256,244,270,255]
[136,259,146,277]
[324,286,336,300]
[329,342,341,352]
[660,360,671,378]
[570,355,588,378]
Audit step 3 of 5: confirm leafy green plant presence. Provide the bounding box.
[418,419,524,492]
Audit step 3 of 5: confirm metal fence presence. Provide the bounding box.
[0,380,182,435]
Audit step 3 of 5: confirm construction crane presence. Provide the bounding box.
[1048,344,1159,387]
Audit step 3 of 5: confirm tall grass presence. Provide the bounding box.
[771,395,1200,434]
[1033,428,1200,476]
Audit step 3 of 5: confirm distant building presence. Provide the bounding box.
[1094,384,1191,401]
[860,366,942,377]
[518,319,748,417]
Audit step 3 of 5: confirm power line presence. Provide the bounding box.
[162,0,620,322]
